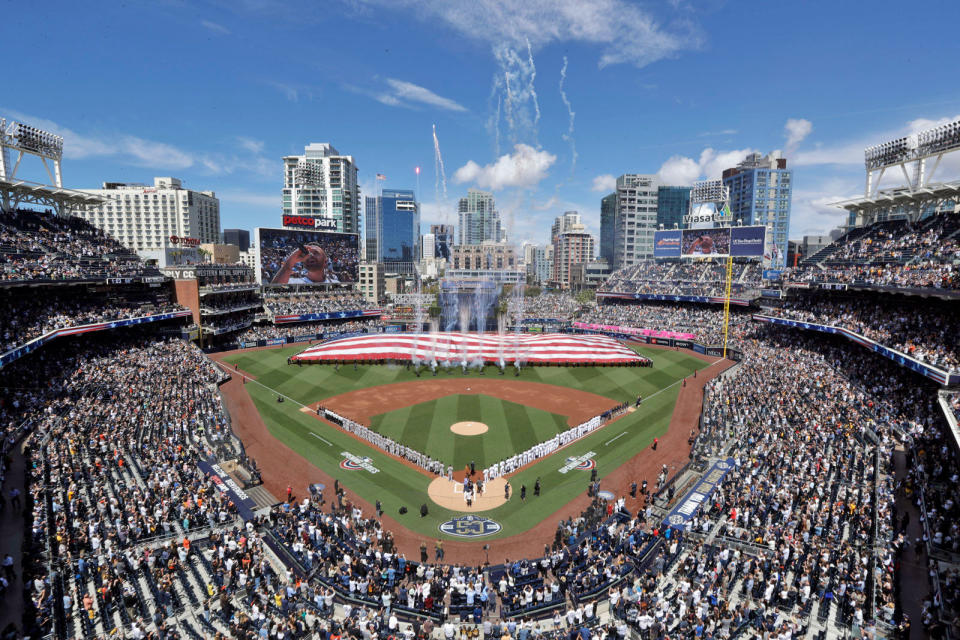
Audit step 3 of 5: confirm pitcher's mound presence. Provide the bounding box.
[428,477,508,511]
[450,421,489,435]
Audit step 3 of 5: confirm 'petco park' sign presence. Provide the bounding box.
[283,215,338,230]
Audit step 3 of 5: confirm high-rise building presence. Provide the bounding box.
[223,229,250,252]
[282,143,360,234]
[431,224,454,262]
[601,174,660,271]
[722,152,792,268]
[523,243,553,284]
[364,195,380,262]
[599,193,617,266]
[365,189,419,274]
[551,223,595,290]
[76,177,220,254]
[551,211,582,242]
[656,186,690,231]
[452,243,517,271]
[458,189,503,245]
[358,262,384,304]
[421,233,435,261]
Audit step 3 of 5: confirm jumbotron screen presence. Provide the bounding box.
[255,227,360,285]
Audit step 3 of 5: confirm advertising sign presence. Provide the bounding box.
[652,229,682,258]
[730,226,766,257]
[681,228,731,257]
[255,227,359,285]
[282,215,338,231]
[664,458,735,529]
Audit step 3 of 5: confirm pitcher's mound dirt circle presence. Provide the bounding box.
[428,477,507,511]
[450,421,489,435]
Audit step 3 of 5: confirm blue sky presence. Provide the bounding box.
[4,0,960,245]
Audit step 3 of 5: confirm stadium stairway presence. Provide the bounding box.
[245,484,281,510]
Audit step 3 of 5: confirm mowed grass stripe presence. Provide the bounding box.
[457,394,480,422]
[479,397,510,466]
[502,400,536,459]
[430,396,459,463]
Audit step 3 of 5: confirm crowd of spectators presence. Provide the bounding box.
[785,262,959,290]
[263,291,368,316]
[235,318,385,343]
[0,334,254,638]
[762,295,960,372]
[200,292,262,313]
[4,268,960,638]
[508,293,583,321]
[0,288,184,353]
[788,212,960,290]
[600,261,762,298]
[825,214,960,267]
[688,326,957,637]
[0,209,156,282]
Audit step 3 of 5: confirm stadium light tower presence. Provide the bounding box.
[864,118,960,197]
[1,116,103,215]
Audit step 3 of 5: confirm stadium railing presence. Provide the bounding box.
[752,314,959,385]
[0,309,193,370]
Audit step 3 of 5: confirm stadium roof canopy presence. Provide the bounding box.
[0,177,106,213]
[832,180,960,226]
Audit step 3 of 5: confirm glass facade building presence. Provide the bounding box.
[656,186,691,231]
[722,153,792,268]
[366,189,419,274]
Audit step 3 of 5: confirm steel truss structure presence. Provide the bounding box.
[835,181,960,227]
[864,118,960,198]
[0,117,104,214]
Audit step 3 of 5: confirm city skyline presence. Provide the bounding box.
[4,1,960,247]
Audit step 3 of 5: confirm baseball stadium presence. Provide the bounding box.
[3,28,960,640]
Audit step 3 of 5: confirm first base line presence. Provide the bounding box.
[310,433,333,446]
[605,431,628,446]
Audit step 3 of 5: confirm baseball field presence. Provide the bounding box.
[221,343,713,543]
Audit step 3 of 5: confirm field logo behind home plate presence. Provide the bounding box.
[438,514,502,538]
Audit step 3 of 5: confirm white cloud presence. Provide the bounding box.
[356,0,699,69]
[2,109,196,170]
[905,113,960,135]
[348,78,467,112]
[453,144,556,190]
[657,147,757,185]
[792,142,863,167]
[657,155,701,186]
[118,136,194,169]
[784,118,812,153]
[698,129,738,137]
[235,137,264,154]
[383,78,467,112]
[789,182,860,240]
[267,81,299,102]
[791,114,960,168]
[200,20,231,35]
[591,174,617,193]
[0,109,278,180]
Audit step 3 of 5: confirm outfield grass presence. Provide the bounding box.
[224,344,711,540]
[370,394,569,471]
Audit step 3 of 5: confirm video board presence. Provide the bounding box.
[255,227,359,285]
[653,226,766,258]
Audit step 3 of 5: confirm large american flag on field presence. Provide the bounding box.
[290,332,648,366]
